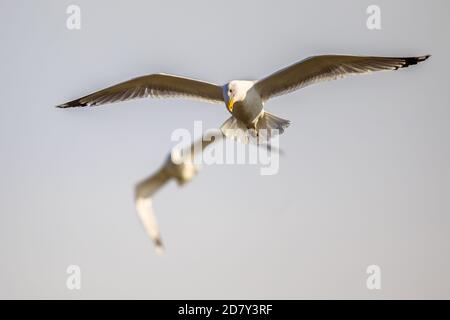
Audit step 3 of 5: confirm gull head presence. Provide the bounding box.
[224,80,254,113]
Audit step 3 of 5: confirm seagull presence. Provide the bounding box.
[57,54,430,140]
[134,133,218,254]
[134,130,282,254]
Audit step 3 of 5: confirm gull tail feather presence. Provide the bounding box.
[220,112,290,144]
[256,111,290,136]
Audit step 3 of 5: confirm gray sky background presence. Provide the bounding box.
[1,0,449,299]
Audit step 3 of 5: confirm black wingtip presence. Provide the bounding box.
[55,99,88,108]
[391,55,430,71]
[403,55,431,67]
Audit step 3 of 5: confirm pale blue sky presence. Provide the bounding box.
[0,0,449,298]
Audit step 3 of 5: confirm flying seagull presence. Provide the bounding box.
[134,130,282,253]
[134,132,220,254]
[57,54,430,139]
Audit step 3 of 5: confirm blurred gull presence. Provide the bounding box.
[134,130,282,254]
[134,132,219,254]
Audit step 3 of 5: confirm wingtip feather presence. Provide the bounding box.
[155,243,165,255]
[55,99,89,108]
[400,55,431,68]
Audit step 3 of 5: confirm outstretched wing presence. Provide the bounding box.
[255,55,430,101]
[135,167,171,254]
[57,73,224,108]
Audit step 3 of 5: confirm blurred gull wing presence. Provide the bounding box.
[185,130,284,160]
[255,55,430,101]
[56,73,224,108]
[187,129,224,161]
[135,166,171,255]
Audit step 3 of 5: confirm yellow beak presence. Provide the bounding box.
[227,98,235,113]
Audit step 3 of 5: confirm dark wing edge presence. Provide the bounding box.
[56,73,224,108]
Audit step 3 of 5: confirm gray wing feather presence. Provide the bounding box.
[57,73,224,108]
[255,55,430,101]
[187,129,224,161]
